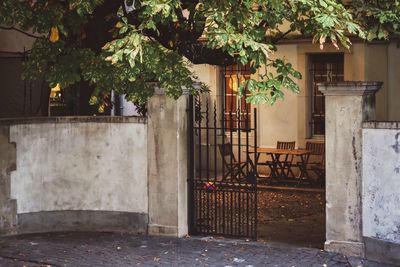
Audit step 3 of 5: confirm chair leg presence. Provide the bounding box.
[223,170,230,181]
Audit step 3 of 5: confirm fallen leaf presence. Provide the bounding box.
[233,258,245,263]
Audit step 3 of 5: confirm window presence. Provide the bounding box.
[223,64,251,131]
[309,54,344,136]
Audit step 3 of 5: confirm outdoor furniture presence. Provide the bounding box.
[218,143,248,182]
[299,141,325,185]
[311,161,325,185]
[249,147,311,184]
[277,141,296,150]
[266,141,296,178]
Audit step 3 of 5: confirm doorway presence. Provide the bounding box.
[188,63,327,248]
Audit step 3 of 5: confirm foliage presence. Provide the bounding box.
[0,0,399,109]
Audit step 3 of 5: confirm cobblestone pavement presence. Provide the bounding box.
[0,232,396,267]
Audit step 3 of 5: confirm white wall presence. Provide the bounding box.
[10,120,148,214]
[363,124,400,244]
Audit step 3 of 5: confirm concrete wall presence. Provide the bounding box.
[0,91,190,238]
[319,82,381,258]
[147,91,189,237]
[0,125,17,235]
[362,122,400,264]
[0,116,149,234]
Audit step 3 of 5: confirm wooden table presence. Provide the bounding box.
[248,147,311,184]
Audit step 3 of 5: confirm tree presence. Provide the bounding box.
[0,0,399,113]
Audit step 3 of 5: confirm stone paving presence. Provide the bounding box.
[0,232,396,267]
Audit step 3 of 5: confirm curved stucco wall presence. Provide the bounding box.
[362,123,400,244]
[9,118,148,215]
[362,122,400,264]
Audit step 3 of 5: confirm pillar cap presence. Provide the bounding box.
[318,81,383,96]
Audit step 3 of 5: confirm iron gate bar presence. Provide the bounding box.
[189,90,258,239]
[213,102,218,233]
[253,109,258,237]
[197,96,202,234]
[207,98,210,234]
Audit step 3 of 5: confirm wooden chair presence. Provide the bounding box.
[311,158,325,186]
[277,141,296,177]
[306,141,325,158]
[266,141,296,179]
[303,141,325,185]
[277,141,296,150]
[218,143,248,182]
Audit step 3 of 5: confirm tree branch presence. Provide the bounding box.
[123,1,235,65]
[271,29,293,44]
[0,26,42,39]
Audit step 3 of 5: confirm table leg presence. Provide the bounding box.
[268,153,284,183]
[246,152,259,178]
[297,154,310,185]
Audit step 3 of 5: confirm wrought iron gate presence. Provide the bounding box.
[188,84,258,239]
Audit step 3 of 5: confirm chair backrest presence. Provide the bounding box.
[276,141,296,150]
[305,141,325,156]
[218,143,237,164]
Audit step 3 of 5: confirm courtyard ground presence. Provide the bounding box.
[257,188,325,248]
[0,232,396,267]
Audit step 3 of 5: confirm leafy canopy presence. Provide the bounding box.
[1,0,399,109]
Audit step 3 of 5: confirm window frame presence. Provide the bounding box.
[308,53,344,137]
[222,64,252,132]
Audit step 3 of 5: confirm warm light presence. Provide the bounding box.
[231,76,238,93]
[229,75,246,94]
[49,26,59,43]
[50,83,61,98]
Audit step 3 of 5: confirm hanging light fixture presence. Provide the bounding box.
[124,0,136,13]
[231,75,238,93]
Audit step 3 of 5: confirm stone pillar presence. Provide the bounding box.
[319,82,382,257]
[0,125,17,235]
[147,89,188,237]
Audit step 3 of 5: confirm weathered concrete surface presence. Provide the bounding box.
[9,120,148,214]
[363,125,400,244]
[0,125,16,235]
[0,117,149,234]
[364,237,400,265]
[319,82,382,257]
[362,122,400,265]
[147,91,188,237]
[17,211,148,234]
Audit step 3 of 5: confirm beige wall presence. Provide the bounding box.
[388,42,400,121]
[193,41,400,148]
[256,42,368,148]
[258,44,299,148]
[365,44,389,120]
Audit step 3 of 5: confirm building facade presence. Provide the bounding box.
[191,40,400,148]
